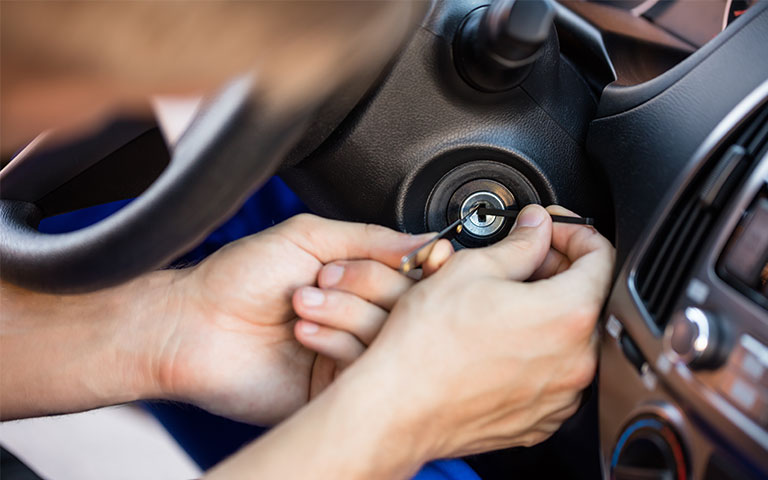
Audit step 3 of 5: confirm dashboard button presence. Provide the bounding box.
[620,332,645,372]
[732,335,768,387]
[720,371,768,425]
[665,307,724,369]
[719,335,768,425]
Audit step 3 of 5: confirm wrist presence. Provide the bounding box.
[207,352,434,480]
[329,352,437,476]
[120,268,188,402]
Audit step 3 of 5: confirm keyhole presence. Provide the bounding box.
[476,202,488,223]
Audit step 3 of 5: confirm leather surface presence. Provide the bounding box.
[282,4,611,237]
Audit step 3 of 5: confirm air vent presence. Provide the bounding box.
[635,105,768,329]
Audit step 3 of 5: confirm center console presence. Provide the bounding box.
[600,79,768,479]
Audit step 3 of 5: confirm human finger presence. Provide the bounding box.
[293,286,387,345]
[528,248,571,281]
[422,239,454,278]
[529,205,602,280]
[546,205,611,264]
[278,214,434,268]
[318,260,414,311]
[473,204,553,280]
[535,205,615,304]
[294,320,365,367]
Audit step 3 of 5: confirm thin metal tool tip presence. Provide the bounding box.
[398,204,480,274]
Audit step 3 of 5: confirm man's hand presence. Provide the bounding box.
[293,204,613,456]
[295,206,613,450]
[357,204,614,458]
[290,234,453,398]
[0,214,428,424]
[205,204,615,479]
[152,214,429,424]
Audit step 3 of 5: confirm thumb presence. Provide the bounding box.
[422,239,454,277]
[480,204,553,281]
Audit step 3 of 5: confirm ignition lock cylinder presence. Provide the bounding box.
[445,178,518,247]
[459,190,508,238]
[426,160,541,249]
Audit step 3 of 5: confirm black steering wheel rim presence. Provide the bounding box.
[0,75,310,293]
[0,2,431,294]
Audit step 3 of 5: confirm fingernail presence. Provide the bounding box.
[300,321,319,334]
[517,206,546,228]
[322,264,344,287]
[300,287,325,307]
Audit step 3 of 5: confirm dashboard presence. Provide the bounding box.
[627,0,758,45]
[559,0,761,87]
[550,1,768,478]
[586,0,759,45]
[601,80,768,479]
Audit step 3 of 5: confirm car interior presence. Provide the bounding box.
[1,0,768,478]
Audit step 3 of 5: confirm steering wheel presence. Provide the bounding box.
[0,76,304,292]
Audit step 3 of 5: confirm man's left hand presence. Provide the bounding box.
[152,214,428,424]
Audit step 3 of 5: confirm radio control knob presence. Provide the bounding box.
[666,307,724,369]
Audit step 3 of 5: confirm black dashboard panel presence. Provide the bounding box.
[281,0,612,239]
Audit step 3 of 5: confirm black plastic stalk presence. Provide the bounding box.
[454,0,556,92]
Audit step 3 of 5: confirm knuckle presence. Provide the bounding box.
[506,236,536,255]
[287,213,317,228]
[519,431,549,448]
[363,222,392,239]
[282,214,324,239]
[537,430,556,444]
[562,400,582,419]
[360,259,386,278]
[567,356,597,390]
[337,260,363,282]
[347,260,384,289]
[335,293,359,318]
[566,300,600,337]
[518,435,537,448]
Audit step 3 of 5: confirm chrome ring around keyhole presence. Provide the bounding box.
[460,191,506,237]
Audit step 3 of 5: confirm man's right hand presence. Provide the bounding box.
[297,204,615,458]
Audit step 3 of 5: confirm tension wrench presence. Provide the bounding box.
[475,207,594,226]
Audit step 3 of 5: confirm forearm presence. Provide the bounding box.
[0,271,179,420]
[206,354,431,480]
